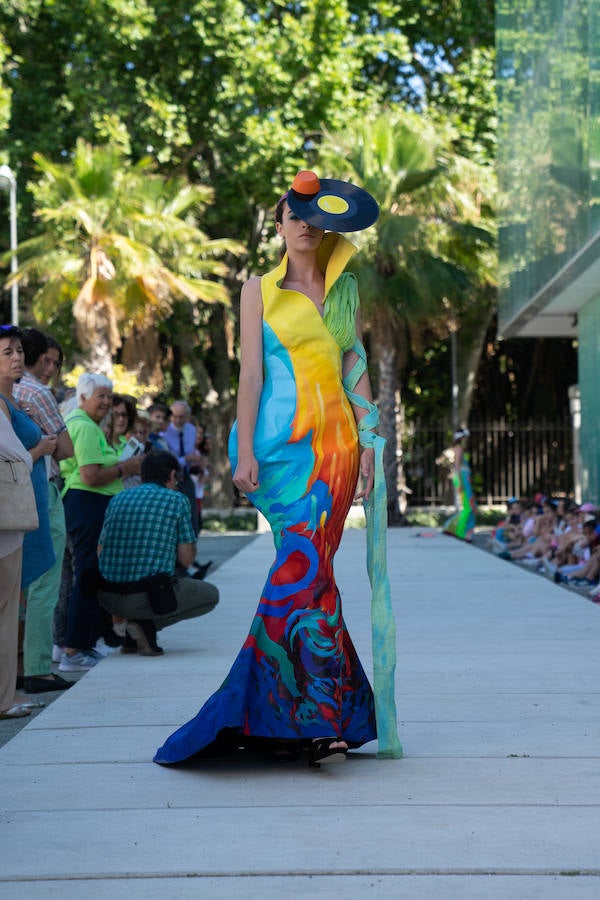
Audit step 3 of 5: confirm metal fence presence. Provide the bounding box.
[403,416,574,506]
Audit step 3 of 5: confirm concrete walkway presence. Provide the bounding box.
[1,527,599,898]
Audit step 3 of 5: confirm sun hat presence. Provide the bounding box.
[286,170,379,233]
[579,502,596,512]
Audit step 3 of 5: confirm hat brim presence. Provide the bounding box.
[287,178,379,232]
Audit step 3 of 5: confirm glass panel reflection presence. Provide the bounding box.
[497,0,600,328]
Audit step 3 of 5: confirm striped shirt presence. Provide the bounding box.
[13,371,66,479]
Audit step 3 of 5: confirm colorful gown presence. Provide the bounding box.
[443,451,477,542]
[154,234,377,764]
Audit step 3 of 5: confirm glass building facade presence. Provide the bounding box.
[497,0,600,502]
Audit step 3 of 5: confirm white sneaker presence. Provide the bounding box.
[541,557,557,576]
[58,651,100,672]
[51,644,63,663]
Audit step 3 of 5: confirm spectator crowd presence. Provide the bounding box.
[0,324,218,721]
[492,493,600,601]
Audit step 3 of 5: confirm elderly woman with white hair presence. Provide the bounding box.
[59,373,142,671]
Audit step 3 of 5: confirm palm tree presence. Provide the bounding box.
[6,139,244,374]
[320,112,495,519]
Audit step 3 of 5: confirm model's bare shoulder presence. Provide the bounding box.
[241,276,262,299]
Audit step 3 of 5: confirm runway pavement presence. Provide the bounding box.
[1,527,599,899]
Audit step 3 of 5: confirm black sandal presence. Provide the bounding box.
[309,738,348,767]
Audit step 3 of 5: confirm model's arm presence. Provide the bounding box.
[342,308,375,501]
[232,277,264,495]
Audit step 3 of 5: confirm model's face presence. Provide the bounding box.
[276,203,324,250]
[81,387,113,423]
[170,405,187,429]
[0,337,24,383]
[112,402,129,436]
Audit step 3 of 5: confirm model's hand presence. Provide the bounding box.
[233,455,259,494]
[355,447,375,502]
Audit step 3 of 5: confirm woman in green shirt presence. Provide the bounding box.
[59,373,142,672]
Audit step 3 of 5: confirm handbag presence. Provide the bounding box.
[0,459,39,532]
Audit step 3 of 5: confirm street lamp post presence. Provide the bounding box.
[0,164,18,325]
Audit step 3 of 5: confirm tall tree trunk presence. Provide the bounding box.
[202,305,236,509]
[456,291,495,425]
[371,318,401,522]
[72,301,115,375]
[121,327,164,388]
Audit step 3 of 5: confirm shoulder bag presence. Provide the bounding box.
[0,460,39,531]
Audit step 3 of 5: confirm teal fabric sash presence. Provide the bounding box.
[325,274,403,759]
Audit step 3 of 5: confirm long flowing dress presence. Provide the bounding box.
[154,234,377,764]
[443,451,477,542]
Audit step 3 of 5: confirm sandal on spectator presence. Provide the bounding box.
[0,704,32,719]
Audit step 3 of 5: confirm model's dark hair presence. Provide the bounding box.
[275,192,288,224]
[20,328,48,367]
[141,449,180,485]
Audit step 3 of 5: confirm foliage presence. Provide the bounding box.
[0,0,500,502]
[62,363,159,400]
[202,513,258,533]
[316,110,495,518]
[3,139,243,371]
[0,31,10,142]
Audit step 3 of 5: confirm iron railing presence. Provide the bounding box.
[403,416,574,506]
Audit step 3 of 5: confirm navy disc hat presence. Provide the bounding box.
[286,170,379,233]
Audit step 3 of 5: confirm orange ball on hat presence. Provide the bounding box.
[286,170,379,233]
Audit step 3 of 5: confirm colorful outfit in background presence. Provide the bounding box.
[444,450,476,542]
[155,234,379,764]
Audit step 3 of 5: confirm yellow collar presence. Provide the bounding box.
[269,233,357,297]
